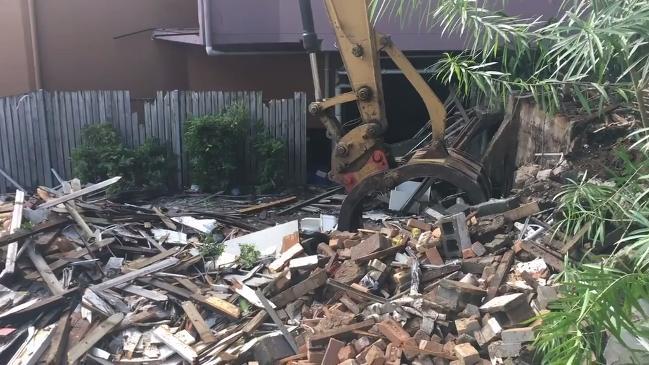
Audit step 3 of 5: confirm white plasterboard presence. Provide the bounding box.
[216,220,299,267]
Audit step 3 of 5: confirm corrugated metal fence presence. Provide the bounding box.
[0,90,307,193]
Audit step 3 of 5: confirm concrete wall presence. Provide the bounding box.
[0,0,36,95]
[0,0,198,98]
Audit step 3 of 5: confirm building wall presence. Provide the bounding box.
[0,0,36,96]
[186,47,314,100]
[0,0,198,98]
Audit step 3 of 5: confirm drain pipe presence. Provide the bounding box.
[202,0,302,56]
[27,0,41,89]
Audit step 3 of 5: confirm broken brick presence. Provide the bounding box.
[455,318,481,337]
[501,327,535,344]
[350,233,390,260]
[471,242,487,256]
[454,343,480,365]
[426,246,444,265]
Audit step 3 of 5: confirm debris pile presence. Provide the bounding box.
[0,171,573,365]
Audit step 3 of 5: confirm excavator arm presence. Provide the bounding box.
[300,0,490,230]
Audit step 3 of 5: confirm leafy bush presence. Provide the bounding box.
[72,124,125,182]
[199,235,225,259]
[253,131,286,193]
[184,104,249,192]
[237,243,261,269]
[72,124,175,192]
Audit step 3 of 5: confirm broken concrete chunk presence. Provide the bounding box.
[438,213,472,258]
[480,293,535,325]
[488,340,521,359]
[501,327,535,344]
[474,317,502,347]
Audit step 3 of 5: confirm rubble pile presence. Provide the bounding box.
[0,172,572,365]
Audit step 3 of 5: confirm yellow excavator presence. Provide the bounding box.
[299,0,491,230]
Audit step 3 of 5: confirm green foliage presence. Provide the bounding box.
[253,131,286,193]
[72,124,175,192]
[199,235,225,259]
[539,139,649,364]
[371,0,649,125]
[237,243,261,269]
[535,260,649,365]
[72,124,125,183]
[184,104,249,192]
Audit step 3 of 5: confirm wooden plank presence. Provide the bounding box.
[164,92,172,144]
[181,301,217,343]
[170,91,182,188]
[43,92,57,185]
[238,196,297,214]
[288,97,295,184]
[0,99,9,194]
[39,176,121,208]
[25,238,114,279]
[61,92,74,177]
[127,246,178,270]
[124,91,134,147]
[2,99,17,191]
[486,250,515,301]
[155,91,165,143]
[72,91,83,149]
[300,93,307,184]
[66,312,124,365]
[3,190,24,275]
[0,216,68,248]
[152,326,197,363]
[256,289,299,354]
[41,310,72,365]
[17,95,33,186]
[50,92,64,177]
[271,268,327,308]
[38,91,52,185]
[309,319,376,344]
[98,90,107,122]
[217,91,224,114]
[119,285,168,302]
[9,96,24,186]
[89,257,179,291]
[27,240,65,295]
[32,92,45,185]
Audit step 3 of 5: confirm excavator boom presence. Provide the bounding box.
[299,0,491,230]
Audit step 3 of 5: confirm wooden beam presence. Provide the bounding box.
[238,196,297,214]
[89,257,179,291]
[486,250,515,301]
[41,310,72,365]
[152,326,197,363]
[0,216,69,248]
[181,301,217,343]
[2,190,24,276]
[24,238,113,280]
[39,176,121,209]
[67,312,124,364]
[27,241,65,295]
[126,247,179,271]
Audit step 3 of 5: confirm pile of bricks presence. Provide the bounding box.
[252,199,562,365]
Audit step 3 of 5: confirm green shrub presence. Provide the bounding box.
[184,104,249,192]
[72,123,175,192]
[237,243,261,269]
[72,124,125,182]
[253,131,286,193]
